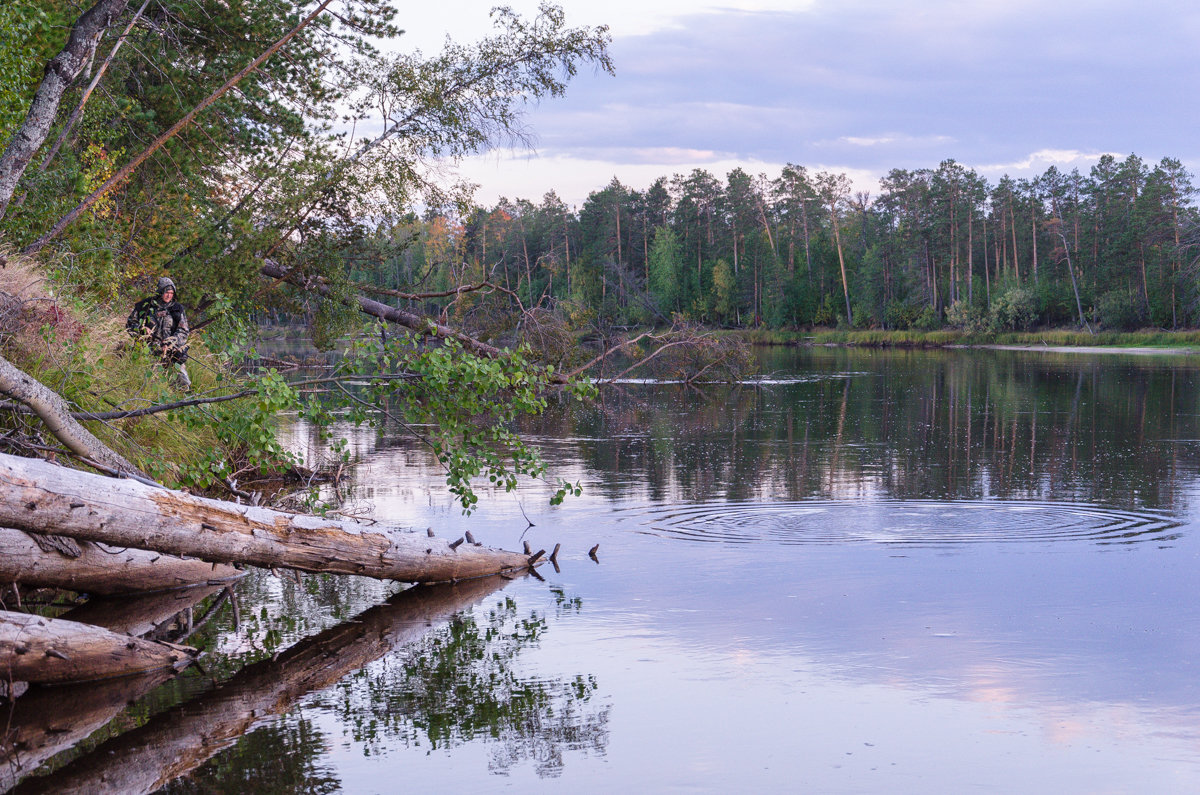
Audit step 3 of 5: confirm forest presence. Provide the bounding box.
[343,155,1199,335]
[3,4,1197,351]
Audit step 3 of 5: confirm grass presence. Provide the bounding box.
[0,250,269,486]
[723,326,1200,350]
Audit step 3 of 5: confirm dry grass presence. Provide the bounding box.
[0,247,246,483]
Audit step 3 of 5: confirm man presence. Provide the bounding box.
[126,276,191,389]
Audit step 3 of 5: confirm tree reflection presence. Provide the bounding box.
[527,348,1200,511]
[159,718,338,795]
[331,587,608,778]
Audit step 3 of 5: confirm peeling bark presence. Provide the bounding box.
[0,453,533,583]
[0,527,241,594]
[0,611,194,684]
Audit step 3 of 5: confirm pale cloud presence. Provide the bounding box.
[457,148,885,207]
[974,150,1117,178]
[406,1,1200,206]
[837,134,956,148]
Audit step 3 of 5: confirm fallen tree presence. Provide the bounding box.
[0,611,194,684]
[10,574,513,794]
[0,584,226,787]
[0,353,144,476]
[0,527,242,595]
[0,452,536,583]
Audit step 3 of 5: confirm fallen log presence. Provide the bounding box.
[0,611,195,684]
[12,574,514,794]
[0,527,243,595]
[0,585,228,787]
[0,452,533,583]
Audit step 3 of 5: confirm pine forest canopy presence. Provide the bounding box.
[412,154,1198,334]
[1,2,1196,338]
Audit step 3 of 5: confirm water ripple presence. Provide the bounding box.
[613,500,1183,547]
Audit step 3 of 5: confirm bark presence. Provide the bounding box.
[37,0,151,173]
[0,527,241,595]
[0,585,223,787]
[0,354,143,476]
[0,611,194,684]
[12,575,513,795]
[0,0,131,219]
[0,452,535,583]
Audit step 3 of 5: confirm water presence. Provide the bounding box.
[18,347,1200,793]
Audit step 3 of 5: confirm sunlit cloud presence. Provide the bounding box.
[973,149,1116,178]
[836,134,956,148]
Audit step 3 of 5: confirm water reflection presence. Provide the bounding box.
[261,346,1200,790]
[618,498,1183,547]
[6,574,604,793]
[543,348,1200,510]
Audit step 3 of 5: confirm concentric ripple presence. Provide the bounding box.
[613,500,1183,547]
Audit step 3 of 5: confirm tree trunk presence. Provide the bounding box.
[0,611,194,684]
[257,260,574,382]
[0,527,241,594]
[0,355,144,477]
[13,575,512,795]
[0,0,131,219]
[0,453,535,583]
[831,209,852,326]
[22,0,336,255]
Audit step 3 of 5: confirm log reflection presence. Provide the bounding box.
[9,575,515,794]
[0,584,229,789]
[59,583,227,638]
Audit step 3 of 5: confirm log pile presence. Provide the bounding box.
[0,448,543,790]
[0,452,537,583]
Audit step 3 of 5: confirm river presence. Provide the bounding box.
[19,347,1200,793]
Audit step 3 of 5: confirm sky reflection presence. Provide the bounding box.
[256,349,1200,791]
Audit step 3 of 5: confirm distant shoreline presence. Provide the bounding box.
[969,344,1197,356]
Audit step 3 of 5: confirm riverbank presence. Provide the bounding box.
[728,327,1200,352]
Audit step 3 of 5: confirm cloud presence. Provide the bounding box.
[837,135,956,149]
[974,149,1117,177]
[438,0,1200,203]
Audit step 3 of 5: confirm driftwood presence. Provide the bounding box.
[0,452,534,583]
[12,574,513,794]
[0,527,242,595]
[0,611,194,684]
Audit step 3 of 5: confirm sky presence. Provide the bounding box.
[392,0,1200,208]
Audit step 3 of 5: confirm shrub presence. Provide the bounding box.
[989,286,1037,331]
